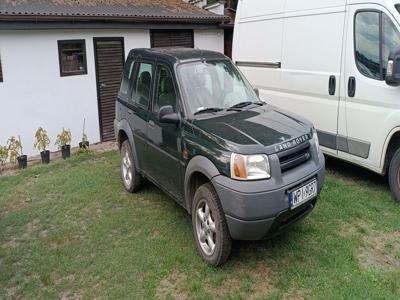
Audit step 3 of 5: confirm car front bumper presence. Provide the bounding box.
[212,151,325,240]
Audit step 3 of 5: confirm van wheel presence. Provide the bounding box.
[191,183,232,266]
[389,148,400,203]
[120,140,142,193]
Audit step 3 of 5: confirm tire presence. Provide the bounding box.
[388,148,400,203]
[191,183,232,266]
[120,140,142,193]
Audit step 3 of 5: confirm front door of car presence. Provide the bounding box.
[342,5,400,169]
[126,60,154,173]
[146,64,184,202]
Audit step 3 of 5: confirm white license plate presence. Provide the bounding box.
[289,180,317,209]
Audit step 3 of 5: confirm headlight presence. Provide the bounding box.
[230,153,271,180]
[312,128,320,152]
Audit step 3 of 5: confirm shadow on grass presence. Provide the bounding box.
[325,155,387,187]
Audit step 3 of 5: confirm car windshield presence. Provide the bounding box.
[177,60,260,116]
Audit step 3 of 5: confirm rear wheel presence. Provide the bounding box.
[191,183,232,266]
[120,140,142,193]
[388,148,400,203]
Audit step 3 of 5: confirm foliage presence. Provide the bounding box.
[6,136,23,164]
[0,145,8,166]
[55,128,72,148]
[81,133,88,143]
[33,127,51,152]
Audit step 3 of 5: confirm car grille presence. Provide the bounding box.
[277,141,311,172]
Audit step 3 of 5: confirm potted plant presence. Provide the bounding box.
[55,128,72,159]
[79,118,89,149]
[0,145,8,174]
[34,127,51,164]
[7,136,27,169]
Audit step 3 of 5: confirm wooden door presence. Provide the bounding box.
[94,37,125,141]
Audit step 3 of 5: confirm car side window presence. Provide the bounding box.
[119,57,135,101]
[382,14,400,77]
[134,62,153,108]
[355,11,381,80]
[154,66,177,113]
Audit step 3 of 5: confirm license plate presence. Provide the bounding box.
[289,179,317,209]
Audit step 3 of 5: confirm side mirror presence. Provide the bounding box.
[254,88,260,97]
[386,48,400,87]
[158,105,181,126]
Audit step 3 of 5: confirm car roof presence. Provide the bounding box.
[130,48,228,64]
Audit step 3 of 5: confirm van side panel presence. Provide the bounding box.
[233,0,285,97]
[276,7,346,155]
[285,0,346,11]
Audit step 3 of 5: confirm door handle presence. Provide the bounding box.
[348,77,356,98]
[329,75,336,96]
[127,109,133,115]
[148,120,155,128]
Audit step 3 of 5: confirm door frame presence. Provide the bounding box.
[93,37,125,141]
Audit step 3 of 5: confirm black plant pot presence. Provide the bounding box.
[61,145,71,159]
[17,155,27,169]
[40,150,50,164]
[79,141,89,149]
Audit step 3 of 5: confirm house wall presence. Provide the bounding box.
[0,29,150,156]
[194,30,225,53]
[0,28,224,157]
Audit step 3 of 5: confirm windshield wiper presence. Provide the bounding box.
[194,107,224,116]
[228,101,264,110]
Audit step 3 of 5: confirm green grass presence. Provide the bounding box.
[1,151,400,299]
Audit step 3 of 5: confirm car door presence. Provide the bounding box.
[126,59,155,174]
[342,4,400,169]
[146,63,184,202]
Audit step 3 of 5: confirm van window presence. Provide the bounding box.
[154,66,177,113]
[119,57,135,100]
[134,63,153,108]
[383,14,400,77]
[355,11,400,80]
[355,12,381,80]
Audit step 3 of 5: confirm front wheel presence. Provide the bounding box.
[388,148,400,203]
[191,183,232,266]
[120,140,142,193]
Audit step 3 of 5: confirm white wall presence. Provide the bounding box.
[194,30,224,53]
[0,29,150,156]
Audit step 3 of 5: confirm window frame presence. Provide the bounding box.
[130,59,155,110]
[354,9,384,81]
[153,63,180,113]
[0,53,3,83]
[57,39,88,77]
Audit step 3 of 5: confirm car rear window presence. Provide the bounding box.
[397,4,400,13]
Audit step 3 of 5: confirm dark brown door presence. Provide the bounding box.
[94,37,125,141]
[150,30,194,48]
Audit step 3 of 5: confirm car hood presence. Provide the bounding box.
[192,105,312,154]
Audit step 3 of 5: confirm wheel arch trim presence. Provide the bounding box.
[115,119,141,170]
[184,156,220,212]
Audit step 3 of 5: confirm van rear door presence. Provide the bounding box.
[278,4,347,155]
[342,4,400,169]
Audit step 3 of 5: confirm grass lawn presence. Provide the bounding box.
[1,150,400,299]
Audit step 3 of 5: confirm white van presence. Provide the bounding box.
[233,0,400,202]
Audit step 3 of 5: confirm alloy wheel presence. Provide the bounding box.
[195,199,217,256]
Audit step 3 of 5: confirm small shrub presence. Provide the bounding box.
[7,136,23,164]
[34,127,51,152]
[55,128,72,149]
[0,145,8,167]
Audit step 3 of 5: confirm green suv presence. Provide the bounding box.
[114,48,325,266]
